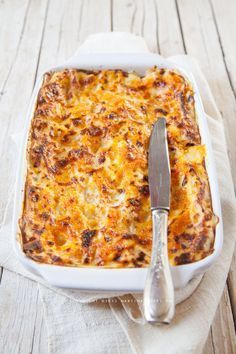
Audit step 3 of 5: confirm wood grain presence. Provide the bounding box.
[203,288,236,354]
[0,0,29,93]
[38,0,111,76]
[0,270,40,354]
[0,268,2,283]
[157,0,185,56]
[0,0,48,227]
[211,287,236,354]
[112,0,158,52]
[210,0,236,98]
[31,301,48,354]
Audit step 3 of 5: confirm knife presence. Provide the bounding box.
[143,118,175,324]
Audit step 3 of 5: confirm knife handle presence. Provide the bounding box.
[144,209,175,324]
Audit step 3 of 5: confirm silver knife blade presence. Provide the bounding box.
[148,118,170,211]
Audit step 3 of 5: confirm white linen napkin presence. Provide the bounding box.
[0,33,235,353]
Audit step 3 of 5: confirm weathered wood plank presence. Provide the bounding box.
[77,0,111,44]
[210,0,236,97]
[202,286,236,354]
[37,0,111,75]
[112,0,158,52]
[0,0,29,92]
[211,286,236,354]
[112,0,185,56]
[36,0,84,74]
[0,270,40,354]
[32,299,48,354]
[157,0,185,56]
[0,0,29,225]
[177,0,236,188]
[0,0,49,226]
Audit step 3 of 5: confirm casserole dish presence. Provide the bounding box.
[13,34,223,291]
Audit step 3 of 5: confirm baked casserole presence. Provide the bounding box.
[19,67,218,267]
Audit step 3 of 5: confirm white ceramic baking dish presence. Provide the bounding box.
[12,34,223,291]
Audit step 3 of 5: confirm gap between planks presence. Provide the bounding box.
[0,268,2,283]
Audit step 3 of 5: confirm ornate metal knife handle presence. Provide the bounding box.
[144,209,175,324]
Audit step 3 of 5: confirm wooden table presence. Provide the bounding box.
[0,0,235,353]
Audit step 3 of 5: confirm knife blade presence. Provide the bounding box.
[144,117,174,324]
[148,118,170,211]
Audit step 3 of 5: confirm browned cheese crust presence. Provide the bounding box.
[19,67,218,267]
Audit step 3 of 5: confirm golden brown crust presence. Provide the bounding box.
[19,67,218,267]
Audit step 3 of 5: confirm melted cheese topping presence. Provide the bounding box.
[19,67,218,267]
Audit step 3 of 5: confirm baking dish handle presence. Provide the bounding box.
[67,32,162,64]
